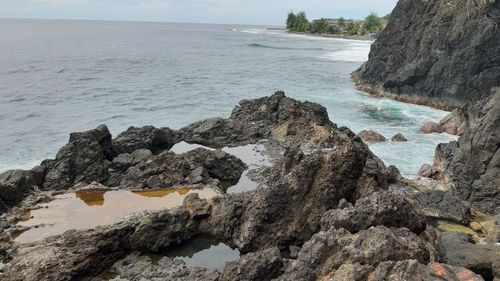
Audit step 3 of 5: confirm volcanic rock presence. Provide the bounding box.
[358,130,386,143]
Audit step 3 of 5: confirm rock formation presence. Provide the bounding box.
[354,0,500,109]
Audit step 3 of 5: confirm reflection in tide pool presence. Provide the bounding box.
[15,188,217,243]
[163,236,240,271]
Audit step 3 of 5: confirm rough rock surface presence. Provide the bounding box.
[219,247,283,281]
[277,226,429,281]
[320,191,424,233]
[121,148,246,188]
[438,232,500,280]
[432,90,500,214]
[180,91,336,148]
[355,0,500,108]
[0,169,43,212]
[391,133,407,142]
[41,124,117,190]
[358,130,386,143]
[113,126,179,155]
[416,190,470,224]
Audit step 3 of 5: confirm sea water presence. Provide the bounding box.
[0,19,457,176]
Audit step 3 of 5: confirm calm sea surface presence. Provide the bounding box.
[0,19,456,175]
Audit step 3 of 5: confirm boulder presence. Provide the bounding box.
[277,226,429,281]
[421,122,445,134]
[416,190,470,224]
[41,125,116,190]
[358,130,386,143]
[220,247,283,281]
[418,164,434,178]
[0,169,43,211]
[320,191,424,233]
[438,232,500,280]
[113,125,178,155]
[180,91,336,148]
[391,133,407,142]
[369,260,485,281]
[121,148,246,189]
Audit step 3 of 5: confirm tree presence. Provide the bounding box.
[363,12,382,34]
[347,22,360,35]
[286,11,297,29]
[311,18,329,34]
[286,11,310,32]
[338,17,346,28]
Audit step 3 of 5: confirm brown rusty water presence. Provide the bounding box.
[15,188,217,243]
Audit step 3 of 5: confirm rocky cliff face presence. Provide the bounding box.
[355,0,500,109]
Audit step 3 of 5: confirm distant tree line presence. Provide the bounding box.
[286,11,389,36]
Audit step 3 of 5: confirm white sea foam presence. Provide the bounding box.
[321,45,370,62]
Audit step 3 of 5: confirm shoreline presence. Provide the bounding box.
[350,71,455,112]
[285,30,375,42]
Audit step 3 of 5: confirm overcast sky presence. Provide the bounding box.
[0,0,399,25]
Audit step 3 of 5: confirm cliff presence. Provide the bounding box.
[355,0,500,109]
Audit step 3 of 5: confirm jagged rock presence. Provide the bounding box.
[438,232,500,280]
[358,130,386,143]
[180,91,336,148]
[416,190,470,223]
[432,90,500,214]
[418,164,433,178]
[220,247,283,281]
[121,148,246,189]
[277,226,429,281]
[354,0,500,108]
[112,149,153,170]
[41,124,117,190]
[368,260,485,281]
[320,191,424,233]
[0,169,43,211]
[93,252,220,281]
[421,122,445,134]
[113,126,178,155]
[391,133,407,142]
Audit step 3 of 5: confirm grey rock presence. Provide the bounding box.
[220,247,283,281]
[320,190,424,233]
[113,126,178,155]
[0,169,43,212]
[416,190,470,224]
[358,130,386,143]
[391,133,407,142]
[438,232,500,280]
[41,124,116,190]
[355,0,500,108]
[418,164,433,178]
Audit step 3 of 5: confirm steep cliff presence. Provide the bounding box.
[355,0,500,109]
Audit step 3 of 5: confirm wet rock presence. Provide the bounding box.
[421,122,444,134]
[320,191,424,233]
[277,226,429,281]
[121,148,246,189]
[416,190,470,224]
[418,164,434,178]
[41,124,117,190]
[358,130,386,143]
[391,133,407,142]
[438,232,500,280]
[180,91,336,148]
[220,247,283,281]
[113,126,178,155]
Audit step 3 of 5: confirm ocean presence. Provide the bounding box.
[0,19,456,176]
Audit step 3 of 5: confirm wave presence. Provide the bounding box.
[247,43,325,51]
[320,47,370,62]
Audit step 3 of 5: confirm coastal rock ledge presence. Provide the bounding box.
[0,92,490,281]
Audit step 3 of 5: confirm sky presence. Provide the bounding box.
[0,0,399,25]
